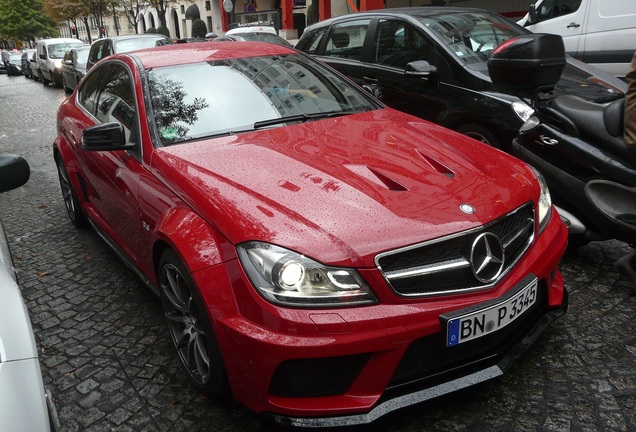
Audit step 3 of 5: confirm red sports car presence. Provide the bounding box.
[53,41,568,427]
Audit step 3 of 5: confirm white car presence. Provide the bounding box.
[0,154,58,432]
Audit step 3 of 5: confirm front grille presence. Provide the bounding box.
[376,203,535,297]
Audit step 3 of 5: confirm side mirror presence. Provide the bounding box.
[0,153,30,193]
[404,61,438,79]
[362,83,383,100]
[527,4,538,25]
[82,122,135,151]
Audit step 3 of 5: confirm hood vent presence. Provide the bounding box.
[416,150,455,178]
[367,167,409,191]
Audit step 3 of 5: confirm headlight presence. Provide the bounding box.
[54,59,62,69]
[237,241,378,308]
[530,166,552,233]
[512,101,534,123]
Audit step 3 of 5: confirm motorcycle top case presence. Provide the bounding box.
[488,33,566,94]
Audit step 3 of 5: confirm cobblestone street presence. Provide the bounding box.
[1,74,635,432]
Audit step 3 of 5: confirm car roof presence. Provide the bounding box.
[95,34,170,43]
[309,6,497,27]
[125,41,296,69]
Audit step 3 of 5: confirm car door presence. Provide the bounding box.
[75,62,150,268]
[313,18,373,86]
[362,18,446,123]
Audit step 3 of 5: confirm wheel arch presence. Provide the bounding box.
[151,207,235,281]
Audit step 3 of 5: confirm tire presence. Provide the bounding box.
[41,70,50,85]
[55,155,87,228]
[456,124,500,149]
[159,249,229,397]
[62,75,71,94]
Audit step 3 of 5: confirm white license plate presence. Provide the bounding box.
[444,278,538,347]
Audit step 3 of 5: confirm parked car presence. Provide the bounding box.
[61,46,90,93]
[214,32,293,47]
[29,52,41,81]
[6,52,23,75]
[518,0,636,78]
[21,49,36,79]
[226,21,277,35]
[86,34,173,70]
[0,153,58,432]
[295,7,627,150]
[53,41,568,427]
[35,38,85,87]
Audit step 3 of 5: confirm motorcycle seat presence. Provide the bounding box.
[551,95,629,159]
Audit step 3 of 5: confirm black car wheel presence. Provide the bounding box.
[55,155,87,228]
[62,75,71,94]
[456,124,500,149]
[41,70,50,85]
[159,249,229,397]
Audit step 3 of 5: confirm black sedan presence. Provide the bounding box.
[296,7,627,150]
[61,46,90,93]
[6,53,23,76]
[21,50,36,79]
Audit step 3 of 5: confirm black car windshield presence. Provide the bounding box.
[147,53,379,145]
[76,49,90,66]
[417,11,525,65]
[115,37,172,53]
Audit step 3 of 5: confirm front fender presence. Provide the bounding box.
[152,206,235,274]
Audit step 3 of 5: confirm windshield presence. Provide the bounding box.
[418,12,525,65]
[147,53,379,145]
[48,43,84,59]
[114,37,172,53]
[76,49,89,66]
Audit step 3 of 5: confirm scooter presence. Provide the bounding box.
[487,33,636,247]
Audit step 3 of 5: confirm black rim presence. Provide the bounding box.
[160,263,210,386]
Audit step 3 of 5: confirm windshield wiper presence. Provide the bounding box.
[253,111,350,129]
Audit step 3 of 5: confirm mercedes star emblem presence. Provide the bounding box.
[470,232,505,283]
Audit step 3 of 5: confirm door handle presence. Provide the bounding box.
[363,76,379,84]
[567,22,581,28]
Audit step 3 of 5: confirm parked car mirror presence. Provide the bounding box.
[527,4,538,25]
[82,122,135,151]
[362,83,383,100]
[404,61,438,88]
[0,153,30,193]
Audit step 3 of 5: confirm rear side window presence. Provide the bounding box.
[324,19,370,61]
[300,28,328,54]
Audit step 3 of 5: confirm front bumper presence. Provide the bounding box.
[196,211,568,426]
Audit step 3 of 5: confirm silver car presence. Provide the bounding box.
[0,154,58,431]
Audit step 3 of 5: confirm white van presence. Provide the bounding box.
[35,38,85,87]
[518,0,636,78]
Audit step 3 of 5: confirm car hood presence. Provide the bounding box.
[152,109,537,266]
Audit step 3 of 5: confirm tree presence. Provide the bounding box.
[191,19,206,38]
[147,0,172,29]
[0,0,58,46]
[119,0,150,34]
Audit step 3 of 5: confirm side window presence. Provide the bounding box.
[324,19,370,61]
[373,20,433,69]
[538,0,582,21]
[95,64,138,144]
[78,66,108,116]
[301,28,328,54]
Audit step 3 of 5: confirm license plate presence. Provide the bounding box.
[443,277,538,347]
